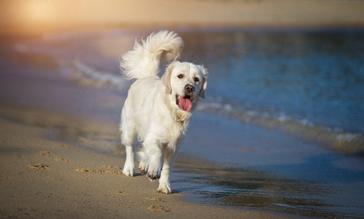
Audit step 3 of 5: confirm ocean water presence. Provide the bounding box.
[13,28,364,218]
[182,30,364,133]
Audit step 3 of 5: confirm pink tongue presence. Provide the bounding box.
[178,96,192,112]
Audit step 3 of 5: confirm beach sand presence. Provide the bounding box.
[0,106,266,219]
[0,37,296,218]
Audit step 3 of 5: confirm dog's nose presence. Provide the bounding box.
[184,84,195,94]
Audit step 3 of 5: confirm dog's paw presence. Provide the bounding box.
[147,169,160,180]
[138,161,148,175]
[122,161,134,177]
[157,181,172,194]
[147,157,161,180]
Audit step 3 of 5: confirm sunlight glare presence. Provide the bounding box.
[25,1,53,23]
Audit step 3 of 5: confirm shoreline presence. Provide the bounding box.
[0,104,296,219]
[0,39,297,218]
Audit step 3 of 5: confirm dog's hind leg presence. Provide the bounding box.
[120,107,136,177]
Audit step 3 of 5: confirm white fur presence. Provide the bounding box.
[119,30,208,194]
[120,30,183,80]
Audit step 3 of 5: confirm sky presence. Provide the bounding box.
[1,0,139,25]
[1,0,364,33]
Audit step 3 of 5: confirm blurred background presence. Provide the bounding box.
[1,0,364,218]
[1,0,364,33]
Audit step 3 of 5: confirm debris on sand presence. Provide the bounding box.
[39,150,51,156]
[75,165,123,175]
[27,163,49,170]
[75,168,91,173]
[147,204,170,213]
[54,157,70,163]
[145,197,164,202]
[59,144,70,148]
[38,150,70,163]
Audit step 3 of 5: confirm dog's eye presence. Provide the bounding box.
[177,74,184,79]
[193,77,200,82]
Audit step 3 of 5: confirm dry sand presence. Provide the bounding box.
[0,105,294,219]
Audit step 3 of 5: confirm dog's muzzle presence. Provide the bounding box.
[176,84,195,112]
[184,84,195,95]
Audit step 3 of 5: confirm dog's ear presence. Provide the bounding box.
[198,65,208,98]
[162,62,176,94]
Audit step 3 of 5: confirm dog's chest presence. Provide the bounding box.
[158,114,188,145]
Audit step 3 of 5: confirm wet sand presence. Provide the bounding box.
[0,36,296,218]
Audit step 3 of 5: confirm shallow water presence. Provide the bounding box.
[177,111,364,218]
[12,28,364,218]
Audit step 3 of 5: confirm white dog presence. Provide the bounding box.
[119,30,208,194]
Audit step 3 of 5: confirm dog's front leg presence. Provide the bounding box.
[157,147,174,194]
[121,128,135,177]
[144,136,162,180]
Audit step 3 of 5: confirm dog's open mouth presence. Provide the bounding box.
[176,95,193,112]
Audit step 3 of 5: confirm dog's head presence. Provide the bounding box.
[162,61,208,112]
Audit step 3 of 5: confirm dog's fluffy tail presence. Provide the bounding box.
[120,30,183,80]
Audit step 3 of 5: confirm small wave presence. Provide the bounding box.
[196,102,364,154]
[13,43,29,53]
[13,42,46,55]
[41,29,131,43]
[71,61,128,89]
[42,31,94,42]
